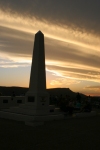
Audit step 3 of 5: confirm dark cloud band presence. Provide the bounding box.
[0,0,100,36]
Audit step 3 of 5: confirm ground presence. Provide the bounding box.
[0,111,100,150]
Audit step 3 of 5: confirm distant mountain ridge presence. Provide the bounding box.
[0,86,28,96]
[47,88,86,99]
[0,86,86,99]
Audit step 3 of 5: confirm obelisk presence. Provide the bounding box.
[25,31,49,115]
[29,31,46,92]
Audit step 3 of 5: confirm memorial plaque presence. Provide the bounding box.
[17,100,22,103]
[3,99,8,103]
[50,109,54,112]
[40,96,46,102]
[28,96,35,102]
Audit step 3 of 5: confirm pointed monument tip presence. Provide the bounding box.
[36,30,43,35]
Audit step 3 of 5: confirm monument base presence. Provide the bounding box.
[0,108,64,126]
[0,91,64,126]
[0,108,97,126]
[25,91,50,115]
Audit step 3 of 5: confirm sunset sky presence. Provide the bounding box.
[0,0,100,96]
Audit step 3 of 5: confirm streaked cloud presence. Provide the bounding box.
[0,0,100,36]
[50,78,80,86]
[0,57,30,68]
[84,86,100,95]
[0,26,100,83]
[85,86,100,90]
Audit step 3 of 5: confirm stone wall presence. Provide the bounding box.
[0,96,25,109]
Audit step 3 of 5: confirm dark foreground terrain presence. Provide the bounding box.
[0,115,100,150]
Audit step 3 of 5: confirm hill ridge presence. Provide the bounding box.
[0,86,86,98]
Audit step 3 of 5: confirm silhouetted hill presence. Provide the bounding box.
[0,86,86,99]
[0,86,28,96]
[47,88,86,99]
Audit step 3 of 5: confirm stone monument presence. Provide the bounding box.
[0,31,64,126]
[25,31,49,115]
